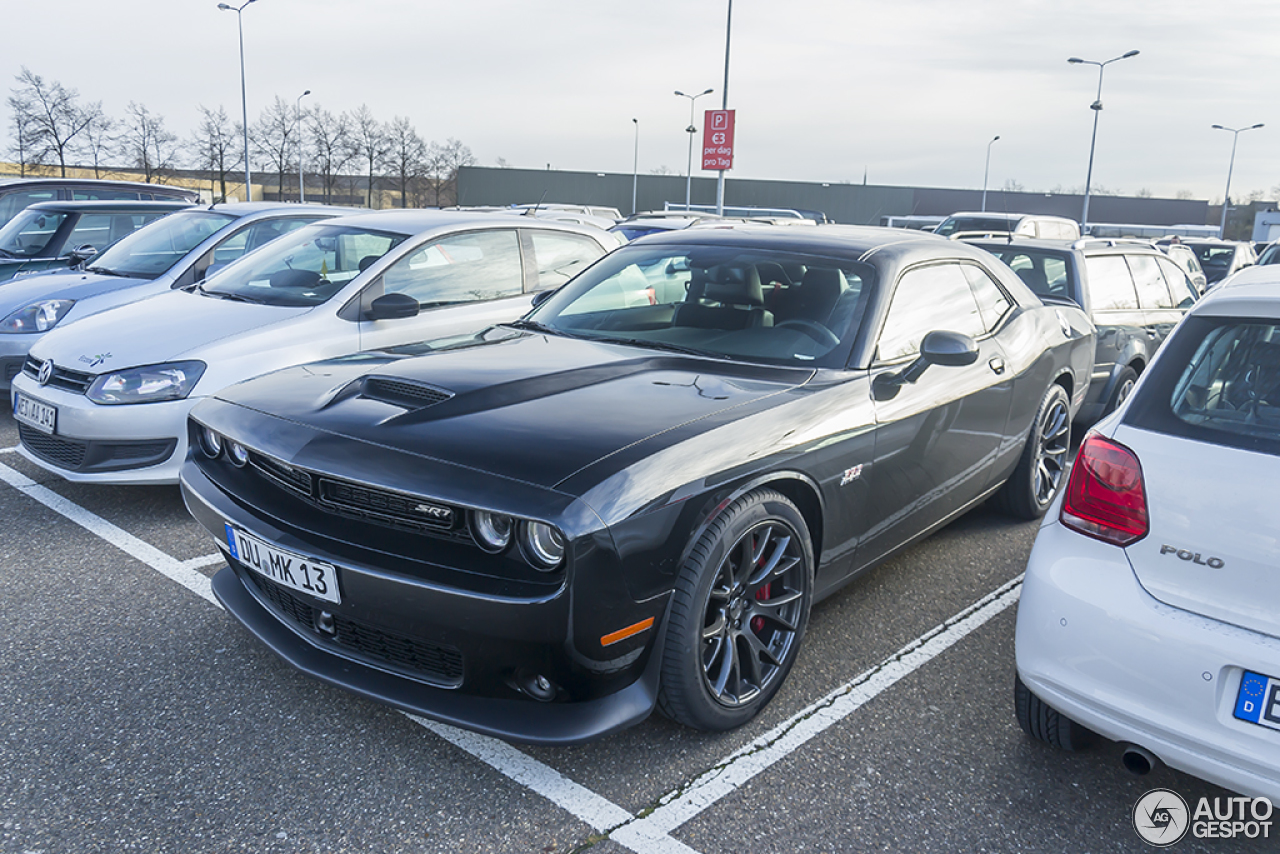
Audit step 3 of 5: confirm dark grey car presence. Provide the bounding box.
[969,236,1198,423]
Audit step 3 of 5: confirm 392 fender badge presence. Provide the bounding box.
[840,464,864,486]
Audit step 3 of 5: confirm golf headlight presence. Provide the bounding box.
[471,510,514,553]
[86,361,206,405]
[520,521,566,571]
[0,299,76,333]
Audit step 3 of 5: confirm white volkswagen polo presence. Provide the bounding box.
[10,210,615,485]
[1015,274,1280,801]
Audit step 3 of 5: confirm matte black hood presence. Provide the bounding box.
[214,330,813,489]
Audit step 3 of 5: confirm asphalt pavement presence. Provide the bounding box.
[0,408,1271,853]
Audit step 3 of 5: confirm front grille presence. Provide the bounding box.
[18,424,87,467]
[245,569,465,687]
[22,356,94,395]
[318,478,457,532]
[251,454,313,497]
[362,376,453,409]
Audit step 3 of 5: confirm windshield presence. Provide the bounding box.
[0,209,70,257]
[201,223,407,307]
[525,243,874,368]
[935,215,1016,237]
[87,209,234,279]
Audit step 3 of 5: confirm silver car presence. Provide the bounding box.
[11,210,615,485]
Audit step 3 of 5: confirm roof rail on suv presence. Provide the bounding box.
[1070,237,1157,251]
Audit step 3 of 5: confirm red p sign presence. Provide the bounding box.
[701,110,735,171]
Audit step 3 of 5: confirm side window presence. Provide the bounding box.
[0,190,57,224]
[210,218,317,266]
[1084,255,1139,311]
[877,263,985,363]
[72,188,140,201]
[1156,256,1197,308]
[382,229,522,304]
[528,231,604,291]
[63,214,116,250]
[961,264,1012,331]
[1128,254,1173,309]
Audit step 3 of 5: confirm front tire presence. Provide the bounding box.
[993,383,1071,520]
[657,489,814,731]
[1104,365,1139,417]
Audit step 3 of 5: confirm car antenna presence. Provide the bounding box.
[526,189,549,217]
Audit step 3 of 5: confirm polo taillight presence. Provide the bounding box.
[1060,434,1148,546]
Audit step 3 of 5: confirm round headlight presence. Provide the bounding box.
[520,521,566,571]
[227,441,250,467]
[199,427,223,459]
[471,510,513,553]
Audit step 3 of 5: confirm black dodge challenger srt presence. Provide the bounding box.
[180,225,1094,744]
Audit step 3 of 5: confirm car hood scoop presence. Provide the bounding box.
[1114,424,1280,639]
[222,331,811,489]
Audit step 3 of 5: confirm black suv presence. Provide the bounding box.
[968,236,1199,423]
[1156,237,1256,287]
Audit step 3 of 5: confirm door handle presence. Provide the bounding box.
[989,357,1006,375]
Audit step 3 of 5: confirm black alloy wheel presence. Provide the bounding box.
[658,489,813,731]
[994,383,1072,519]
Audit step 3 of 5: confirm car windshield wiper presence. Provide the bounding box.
[85,266,132,278]
[0,248,16,259]
[504,318,565,336]
[587,335,712,357]
[201,289,264,304]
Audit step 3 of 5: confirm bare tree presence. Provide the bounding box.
[351,104,390,208]
[7,67,97,176]
[423,137,475,206]
[5,105,41,176]
[189,105,242,202]
[118,102,179,183]
[307,107,357,204]
[251,96,300,201]
[77,104,117,178]
[385,116,427,208]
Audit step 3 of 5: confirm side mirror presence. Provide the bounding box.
[530,287,558,309]
[366,292,420,320]
[873,330,979,399]
[68,244,97,266]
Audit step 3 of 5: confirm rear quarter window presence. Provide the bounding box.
[1125,316,1280,457]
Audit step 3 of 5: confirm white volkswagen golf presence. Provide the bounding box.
[1015,273,1280,801]
[10,210,615,485]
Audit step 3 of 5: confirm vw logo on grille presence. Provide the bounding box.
[37,360,53,386]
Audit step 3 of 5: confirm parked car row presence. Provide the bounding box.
[5,183,1276,803]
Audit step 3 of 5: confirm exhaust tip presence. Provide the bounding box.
[1122,744,1158,776]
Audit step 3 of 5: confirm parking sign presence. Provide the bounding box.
[701,110,735,170]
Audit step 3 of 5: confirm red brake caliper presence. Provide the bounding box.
[752,582,771,633]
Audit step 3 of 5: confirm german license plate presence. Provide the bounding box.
[224,522,340,604]
[1233,670,1280,732]
[13,392,56,434]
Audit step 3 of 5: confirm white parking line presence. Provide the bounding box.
[0,462,1022,854]
[1,445,17,454]
[0,462,220,608]
[611,577,1023,846]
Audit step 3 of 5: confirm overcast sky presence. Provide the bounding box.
[6,0,1279,202]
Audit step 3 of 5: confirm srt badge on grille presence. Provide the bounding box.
[414,503,453,523]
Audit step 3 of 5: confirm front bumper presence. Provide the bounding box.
[10,371,193,484]
[1016,518,1280,801]
[181,455,669,745]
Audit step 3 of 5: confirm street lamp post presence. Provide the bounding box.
[218,0,258,201]
[296,89,311,202]
[631,118,639,215]
[1212,123,1264,239]
[981,135,1000,212]
[1068,49,1139,229]
[674,88,713,210]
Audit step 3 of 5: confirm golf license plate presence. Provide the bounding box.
[13,392,56,434]
[1234,670,1280,732]
[224,522,341,604]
